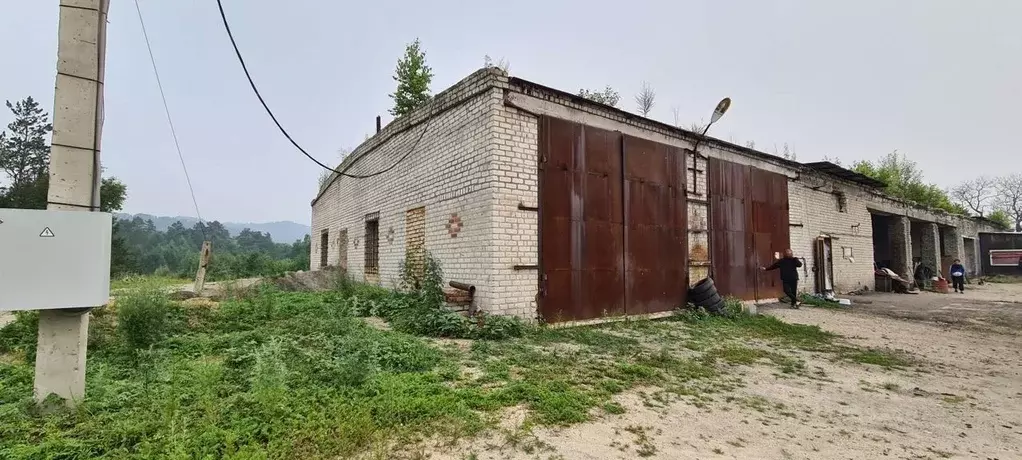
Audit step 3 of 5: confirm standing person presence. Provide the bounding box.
[949,258,966,294]
[762,249,804,309]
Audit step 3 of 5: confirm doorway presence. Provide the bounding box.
[319,229,329,268]
[814,236,834,294]
[963,237,977,276]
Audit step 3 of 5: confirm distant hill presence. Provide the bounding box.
[115,213,310,244]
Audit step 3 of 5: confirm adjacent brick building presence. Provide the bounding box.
[311,68,1001,322]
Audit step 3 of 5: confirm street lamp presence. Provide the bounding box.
[693,97,731,151]
[709,97,731,126]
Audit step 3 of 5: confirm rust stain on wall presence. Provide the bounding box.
[690,243,709,263]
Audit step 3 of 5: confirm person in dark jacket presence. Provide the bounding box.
[762,249,804,309]
[949,259,966,294]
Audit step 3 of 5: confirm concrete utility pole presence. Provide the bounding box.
[34,0,110,405]
[194,241,212,293]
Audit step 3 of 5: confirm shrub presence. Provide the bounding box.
[473,313,526,340]
[117,286,176,350]
[720,296,746,318]
[345,252,528,340]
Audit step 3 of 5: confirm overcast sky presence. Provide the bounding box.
[2,0,1019,224]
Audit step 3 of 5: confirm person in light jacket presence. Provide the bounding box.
[949,259,966,294]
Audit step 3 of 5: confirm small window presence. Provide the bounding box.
[365,215,380,275]
[320,229,329,268]
[836,192,848,213]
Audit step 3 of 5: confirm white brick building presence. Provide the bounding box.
[311,68,1001,322]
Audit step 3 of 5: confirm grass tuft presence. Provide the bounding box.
[840,348,914,369]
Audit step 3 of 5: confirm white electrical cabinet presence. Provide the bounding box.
[0,208,112,311]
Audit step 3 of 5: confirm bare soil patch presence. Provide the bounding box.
[427,287,1022,460]
[846,282,1022,334]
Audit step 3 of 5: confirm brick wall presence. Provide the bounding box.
[688,154,710,285]
[787,169,1002,292]
[486,90,540,318]
[788,172,877,294]
[311,69,507,314]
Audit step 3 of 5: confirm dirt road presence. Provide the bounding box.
[436,284,1022,460]
[846,282,1022,334]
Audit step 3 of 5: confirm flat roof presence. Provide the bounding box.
[802,161,887,189]
[508,76,805,171]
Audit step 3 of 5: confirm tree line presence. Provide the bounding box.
[826,151,1015,230]
[1,96,309,281]
[112,216,309,280]
[951,175,1021,231]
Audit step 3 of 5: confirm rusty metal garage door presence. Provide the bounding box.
[623,136,687,315]
[708,158,790,300]
[538,116,687,322]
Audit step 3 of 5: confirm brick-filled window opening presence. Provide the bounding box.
[836,192,848,213]
[337,229,348,271]
[320,229,329,268]
[365,217,380,275]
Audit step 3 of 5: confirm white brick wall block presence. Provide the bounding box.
[311,69,1005,320]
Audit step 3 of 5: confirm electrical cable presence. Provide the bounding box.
[214,0,434,180]
[134,0,207,240]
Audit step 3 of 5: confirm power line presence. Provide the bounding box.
[214,0,432,180]
[133,0,206,238]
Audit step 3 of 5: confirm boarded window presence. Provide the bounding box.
[337,229,348,271]
[405,207,426,286]
[319,229,329,268]
[365,214,380,275]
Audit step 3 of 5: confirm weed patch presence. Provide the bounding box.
[839,347,914,369]
[117,285,178,350]
[0,284,492,458]
[342,253,526,341]
[796,293,843,309]
[673,309,835,350]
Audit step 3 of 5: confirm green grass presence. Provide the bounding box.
[0,276,912,458]
[0,284,713,458]
[704,345,768,365]
[110,275,186,293]
[672,309,836,350]
[839,348,915,369]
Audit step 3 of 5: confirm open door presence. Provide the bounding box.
[814,236,834,294]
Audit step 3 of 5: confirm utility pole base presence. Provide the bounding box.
[33,310,90,405]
